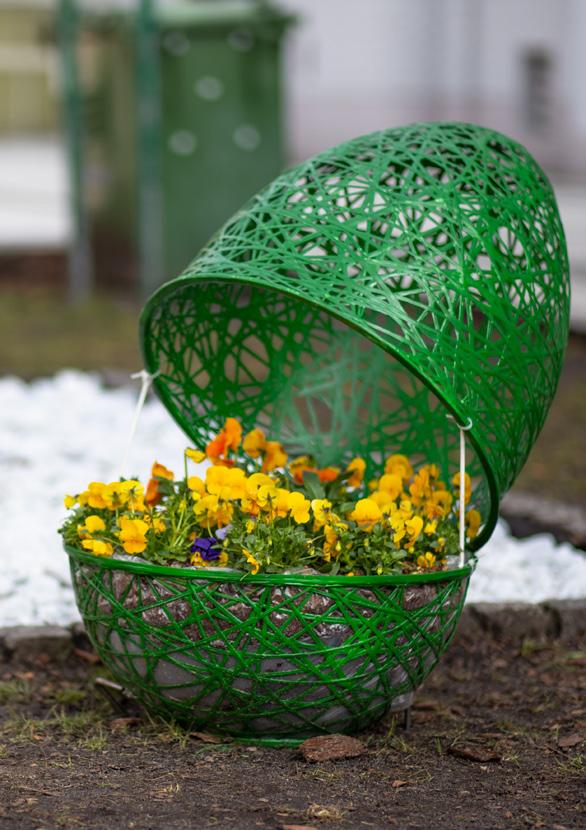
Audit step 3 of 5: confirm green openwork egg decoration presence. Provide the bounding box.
[141,121,570,551]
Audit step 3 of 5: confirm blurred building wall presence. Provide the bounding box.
[282,0,586,177]
[0,0,59,134]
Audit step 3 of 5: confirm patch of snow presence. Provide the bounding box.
[469,520,586,604]
[0,370,584,626]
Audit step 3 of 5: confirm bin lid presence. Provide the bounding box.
[77,0,294,31]
[156,1,294,29]
[140,122,570,551]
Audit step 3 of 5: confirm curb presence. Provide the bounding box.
[501,492,586,549]
[0,601,584,663]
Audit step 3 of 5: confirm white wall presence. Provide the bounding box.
[281,0,586,176]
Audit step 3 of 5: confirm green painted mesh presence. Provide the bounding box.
[68,549,470,740]
[140,121,570,550]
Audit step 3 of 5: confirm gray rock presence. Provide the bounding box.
[69,621,92,651]
[3,625,72,662]
[469,602,557,643]
[540,599,586,644]
[453,605,487,643]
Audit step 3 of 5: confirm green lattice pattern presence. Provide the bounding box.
[68,549,470,741]
[141,122,570,550]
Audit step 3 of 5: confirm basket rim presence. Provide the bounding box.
[64,543,474,586]
[139,274,499,553]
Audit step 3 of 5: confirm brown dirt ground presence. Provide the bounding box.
[1,631,584,830]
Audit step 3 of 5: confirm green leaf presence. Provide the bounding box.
[301,472,325,500]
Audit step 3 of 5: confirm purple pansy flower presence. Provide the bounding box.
[191,537,221,561]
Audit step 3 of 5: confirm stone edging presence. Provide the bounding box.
[0,601,584,663]
[501,492,586,549]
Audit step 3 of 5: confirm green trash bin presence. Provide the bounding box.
[60,0,294,296]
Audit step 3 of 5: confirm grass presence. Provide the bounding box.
[512,336,586,507]
[0,286,141,378]
[53,688,88,707]
[557,754,585,774]
[0,679,34,705]
[0,706,108,746]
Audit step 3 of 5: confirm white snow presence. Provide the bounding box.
[0,370,585,626]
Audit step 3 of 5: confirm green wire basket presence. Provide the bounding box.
[67,546,472,742]
[67,121,570,741]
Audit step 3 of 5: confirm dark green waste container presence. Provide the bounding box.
[60,0,293,296]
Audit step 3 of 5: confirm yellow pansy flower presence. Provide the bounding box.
[119,480,145,511]
[389,513,406,545]
[370,489,396,515]
[206,466,247,500]
[430,490,453,518]
[185,448,206,463]
[272,488,292,518]
[286,492,311,524]
[405,515,424,543]
[311,498,332,528]
[349,498,382,531]
[424,520,438,535]
[103,480,145,511]
[78,515,106,538]
[64,494,76,509]
[466,508,482,540]
[152,462,174,481]
[417,552,437,570]
[247,472,274,491]
[187,475,206,497]
[385,454,413,481]
[398,499,414,519]
[346,457,366,488]
[152,517,166,534]
[243,428,266,458]
[79,482,108,510]
[118,517,150,554]
[241,472,274,515]
[378,473,403,500]
[193,493,233,528]
[81,538,113,557]
[409,467,432,505]
[262,441,288,473]
[256,483,279,510]
[323,526,339,561]
[243,548,260,575]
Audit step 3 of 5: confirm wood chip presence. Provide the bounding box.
[190,731,232,744]
[558,733,584,749]
[299,734,367,762]
[74,648,101,665]
[281,825,318,830]
[447,744,501,763]
[391,780,411,789]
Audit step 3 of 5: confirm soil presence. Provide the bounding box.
[1,633,584,830]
